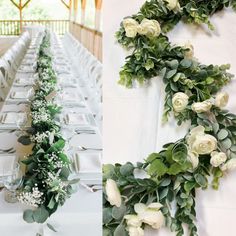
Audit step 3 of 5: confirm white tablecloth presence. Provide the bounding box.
[0,185,102,236]
[0,33,102,235]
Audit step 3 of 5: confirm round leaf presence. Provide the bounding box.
[217,129,228,140]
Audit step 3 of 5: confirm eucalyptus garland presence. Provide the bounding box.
[103,1,236,236]
[18,31,78,224]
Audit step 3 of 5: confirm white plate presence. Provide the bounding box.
[72,152,102,173]
[14,77,35,86]
[10,91,31,99]
[69,133,102,150]
[63,113,89,126]
[0,112,27,125]
[0,155,17,177]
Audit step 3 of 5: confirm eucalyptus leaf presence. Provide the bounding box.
[217,129,229,140]
[33,207,49,223]
[103,208,113,224]
[18,135,31,145]
[221,138,232,149]
[114,224,127,236]
[23,210,35,223]
[112,205,126,220]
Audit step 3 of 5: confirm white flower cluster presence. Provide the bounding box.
[105,179,164,236]
[123,18,161,38]
[31,108,51,124]
[46,172,66,191]
[38,81,56,94]
[40,71,51,81]
[186,125,228,170]
[31,100,45,110]
[124,203,164,236]
[18,186,44,207]
[31,131,51,144]
[48,152,65,170]
[172,91,229,113]
[165,0,180,11]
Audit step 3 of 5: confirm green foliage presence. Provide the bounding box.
[105,1,236,236]
[19,31,78,224]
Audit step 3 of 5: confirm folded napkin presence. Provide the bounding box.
[0,155,17,177]
[15,77,34,85]
[65,113,89,125]
[11,91,30,99]
[63,92,79,102]
[73,153,101,173]
[1,112,27,124]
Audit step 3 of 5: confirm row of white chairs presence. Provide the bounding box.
[0,32,43,106]
[62,33,102,126]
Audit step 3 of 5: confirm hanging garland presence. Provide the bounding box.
[103,1,236,236]
[18,31,78,224]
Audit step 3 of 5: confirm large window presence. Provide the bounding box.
[23,0,68,20]
[76,0,82,23]
[0,0,19,20]
[84,0,95,28]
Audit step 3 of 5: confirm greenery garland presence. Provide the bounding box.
[103,1,236,236]
[18,31,78,224]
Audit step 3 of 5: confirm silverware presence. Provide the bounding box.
[77,146,102,151]
[75,131,96,135]
[80,183,102,193]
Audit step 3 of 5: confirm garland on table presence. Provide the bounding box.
[18,31,78,225]
[103,1,236,236]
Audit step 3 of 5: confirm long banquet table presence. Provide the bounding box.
[0,31,102,235]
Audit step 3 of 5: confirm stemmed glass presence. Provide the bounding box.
[3,163,23,203]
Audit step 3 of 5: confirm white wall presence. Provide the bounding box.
[103,1,236,235]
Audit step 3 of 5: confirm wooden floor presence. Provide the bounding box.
[0,37,18,57]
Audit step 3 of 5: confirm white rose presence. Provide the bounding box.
[123,18,139,38]
[172,92,189,112]
[186,125,205,147]
[191,100,212,113]
[134,203,164,229]
[127,226,144,236]
[184,42,194,59]
[165,0,179,10]
[187,125,217,155]
[221,158,236,171]
[105,179,122,207]
[187,151,199,169]
[137,18,161,38]
[124,215,142,227]
[215,92,229,108]
[191,134,217,155]
[210,151,227,167]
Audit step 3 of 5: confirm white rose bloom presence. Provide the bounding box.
[134,203,164,229]
[191,100,212,113]
[165,0,179,10]
[127,226,144,236]
[105,179,122,207]
[215,92,229,108]
[184,42,194,59]
[187,125,205,147]
[137,18,161,38]
[191,134,217,155]
[139,209,165,229]
[123,18,139,38]
[221,158,236,171]
[172,92,189,112]
[187,151,199,169]
[124,215,142,227]
[187,125,217,155]
[210,151,227,167]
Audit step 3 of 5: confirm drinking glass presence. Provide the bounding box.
[3,163,23,203]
